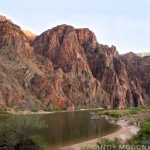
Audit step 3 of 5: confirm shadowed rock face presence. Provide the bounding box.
[0,18,149,109]
[120,52,150,105]
[74,30,145,108]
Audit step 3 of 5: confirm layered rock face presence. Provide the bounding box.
[120,52,150,104]
[0,17,149,109]
[74,30,144,108]
[32,25,111,109]
[0,20,34,58]
[32,25,147,108]
[0,20,34,107]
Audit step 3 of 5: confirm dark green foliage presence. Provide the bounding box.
[62,106,67,111]
[127,116,150,146]
[0,107,9,114]
[31,109,38,112]
[43,106,52,112]
[0,115,48,150]
[3,108,7,111]
[43,106,62,112]
[136,122,150,141]
[52,107,61,111]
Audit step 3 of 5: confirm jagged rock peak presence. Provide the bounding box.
[33,24,94,74]
[0,20,28,42]
[0,20,34,58]
[0,14,13,23]
[23,30,37,41]
[76,28,97,47]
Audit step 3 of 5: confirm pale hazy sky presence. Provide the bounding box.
[1,0,150,54]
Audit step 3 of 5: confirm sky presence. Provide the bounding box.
[1,0,150,54]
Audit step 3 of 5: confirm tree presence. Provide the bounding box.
[0,115,48,150]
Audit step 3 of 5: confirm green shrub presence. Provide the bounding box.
[3,108,7,111]
[28,135,47,150]
[0,108,4,112]
[52,107,61,111]
[43,106,52,112]
[129,109,140,114]
[136,121,150,141]
[127,120,150,146]
[31,109,38,112]
[128,119,135,125]
[144,117,150,122]
[0,108,9,114]
[62,106,67,111]
[0,115,48,150]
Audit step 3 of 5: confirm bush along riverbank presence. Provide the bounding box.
[0,105,105,115]
[81,106,150,150]
[0,115,48,150]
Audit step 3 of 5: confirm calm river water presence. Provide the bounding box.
[0,110,119,150]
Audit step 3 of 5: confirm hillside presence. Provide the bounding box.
[0,16,150,110]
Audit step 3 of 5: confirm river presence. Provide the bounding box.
[0,110,119,150]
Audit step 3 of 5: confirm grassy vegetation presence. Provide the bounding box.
[97,106,150,124]
[127,117,150,145]
[1,104,104,114]
[43,106,61,112]
[0,108,11,115]
[81,105,150,150]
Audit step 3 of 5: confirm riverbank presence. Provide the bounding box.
[1,107,105,115]
[58,120,140,150]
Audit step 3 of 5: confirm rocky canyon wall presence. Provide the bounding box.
[0,17,149,110]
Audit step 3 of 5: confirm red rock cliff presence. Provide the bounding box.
[0,18,149,110]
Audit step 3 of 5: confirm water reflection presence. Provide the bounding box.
[0,111,119,150]
[39,111,119,150]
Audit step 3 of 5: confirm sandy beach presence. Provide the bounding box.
[58,120,140,150]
